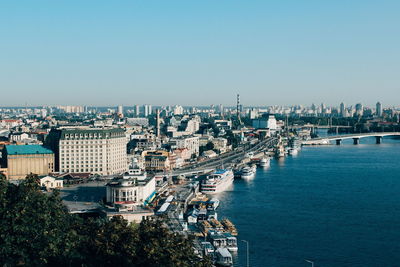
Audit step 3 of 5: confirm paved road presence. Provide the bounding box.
[173,137,278,175]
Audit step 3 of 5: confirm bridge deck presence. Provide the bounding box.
[302,132,400,145]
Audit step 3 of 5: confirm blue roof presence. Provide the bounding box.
[5,145,54,155]
[215,169,228,174]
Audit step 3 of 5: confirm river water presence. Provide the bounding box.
[217,136,400,267]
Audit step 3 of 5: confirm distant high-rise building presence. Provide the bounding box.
[118,105,123,115]
[135,105,140,117]
[376,102,382,117]
[311,103,316,112]
[355,103,364,116]
[218,104,224,115]
[143,105,152,117]
[320,103,326,114]
[340,102,346,117]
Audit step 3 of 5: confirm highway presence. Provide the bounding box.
[172,137,278,175]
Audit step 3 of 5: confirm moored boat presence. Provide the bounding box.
[259,157,270,167]
[201,169,234,194]
[240,165,256,179]
[288,147,299,155]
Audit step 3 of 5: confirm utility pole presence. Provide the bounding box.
[156,109,161,138]
[237,93,242,126]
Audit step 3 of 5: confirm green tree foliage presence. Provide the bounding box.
[199,142,216,156]
[225,130,241,149]
[0,174,212,267]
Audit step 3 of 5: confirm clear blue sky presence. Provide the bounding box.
[1,0,399,107]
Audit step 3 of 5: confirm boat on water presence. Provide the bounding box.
[215,248,233,266]
[275,145,285,158]
[259,157,270,167]
[201,169,234,194]
[221,218,238,236]
[288,147,299,155]
[207,198,220,210]
[240,164,256,179]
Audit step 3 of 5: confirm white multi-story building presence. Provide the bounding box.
[47,128,127,175]
[171,136,199,157]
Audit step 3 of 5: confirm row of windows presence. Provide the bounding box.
[61,152,103,155]
[62,168,103,172]
[63,134,124,140]
[62,140,106,144]
[61,146,108,149]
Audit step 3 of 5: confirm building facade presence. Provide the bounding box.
[2,145,54,180]
[46,128,127,175]
[142,150,170,172]
[171,136,199,157]
[106,176,156,206]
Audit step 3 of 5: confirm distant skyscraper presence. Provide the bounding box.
[135,105,140,117]
[340,102,346,117]
[376,102,382,117]
[311,103,316,111]
[118,105,123,115]
[355,103,364,116]
[218,104,224,115]
[143,105,152,117]
[320,103,326,114]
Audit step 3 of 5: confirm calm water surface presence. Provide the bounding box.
[217,137,400,267]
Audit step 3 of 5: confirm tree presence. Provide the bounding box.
[0,174,79,266]
[0,175,212,267]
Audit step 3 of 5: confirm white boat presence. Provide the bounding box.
[215,248,233,266]
[201,169,234,194]
[259,157,270,167]
[241,164,256,179]
[226,236,238,252]
[275,145,285,158]
[200,241,215,255]
[288,148,299,156]
[208,198,220,210]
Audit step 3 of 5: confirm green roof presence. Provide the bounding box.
[5,145,54,155]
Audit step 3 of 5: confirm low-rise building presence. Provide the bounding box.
[106,174,156,208]
[212,138,228,153]
[202,150,217,159]
[142,150,170,172]
[170,136,199,158]
[40,175,63,189]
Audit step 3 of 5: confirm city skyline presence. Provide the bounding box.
[0,101,395,109]
[1,1,400,106]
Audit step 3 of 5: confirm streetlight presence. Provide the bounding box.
[241,240,249,267]
[305,259,314,267]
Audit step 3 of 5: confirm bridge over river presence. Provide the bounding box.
[302,132,400,145]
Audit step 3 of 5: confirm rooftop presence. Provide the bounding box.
[5,145,54,155]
